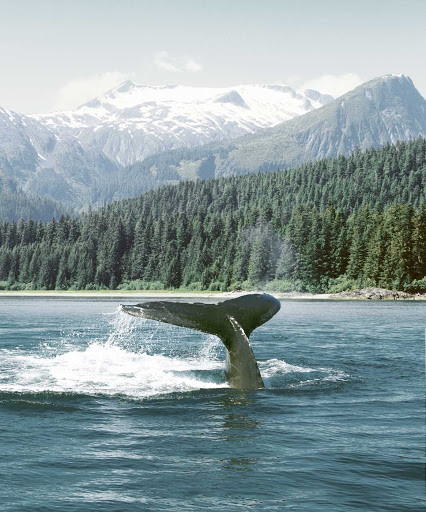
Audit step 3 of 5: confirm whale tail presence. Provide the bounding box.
[120,293,281,389]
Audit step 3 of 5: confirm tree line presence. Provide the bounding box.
[91,135,426,206]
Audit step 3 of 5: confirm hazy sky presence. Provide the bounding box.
[1,0,425,113]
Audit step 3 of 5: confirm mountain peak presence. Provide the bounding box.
[355,73,414,91]
[213,90,248,108]
[24,74,426,176]
[1,73,425,213]
[381,73,407,80]
[302,89,334,105]
[115,80,137,93]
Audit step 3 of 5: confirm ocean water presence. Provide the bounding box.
[0,297,424,511]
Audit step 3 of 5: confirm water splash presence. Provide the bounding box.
[104,309,137,348]
[0,307,227,398]
[0,308,350,398]
[259,358,350,389]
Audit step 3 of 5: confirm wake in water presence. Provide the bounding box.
[259,359,350,389]
[0,308,350,398]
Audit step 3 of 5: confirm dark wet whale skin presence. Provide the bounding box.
[120,293,281,389]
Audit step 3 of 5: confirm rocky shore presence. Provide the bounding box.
[330,288,426,300]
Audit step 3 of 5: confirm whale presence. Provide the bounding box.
[120,293,281,389]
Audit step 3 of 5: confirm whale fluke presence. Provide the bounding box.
[120,293,281,389]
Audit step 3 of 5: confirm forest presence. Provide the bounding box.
[0,138,425,293]
[0,172,65,222]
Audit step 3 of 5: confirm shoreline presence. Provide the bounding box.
[0,290,425,300]
[0,290,331,299]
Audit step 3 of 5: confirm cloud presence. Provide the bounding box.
[285,74,302,86]
[154,51,181,72]
[53,71,133,111]
[154,51,203,73]
[301,73,363,98]
[183,56,203,72]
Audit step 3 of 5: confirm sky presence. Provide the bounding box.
[1,0,425,113]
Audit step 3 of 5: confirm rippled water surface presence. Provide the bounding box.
[0,298,424,511]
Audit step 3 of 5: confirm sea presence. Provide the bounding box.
[0,297,424,511]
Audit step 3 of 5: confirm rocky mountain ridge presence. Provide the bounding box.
[0,74,425,215]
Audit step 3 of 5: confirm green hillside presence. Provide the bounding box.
[0,171,66,222]
[0,139,425,293]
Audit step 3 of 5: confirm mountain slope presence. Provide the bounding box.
[0,171,66,222]
[219,74,426,174]
[31,82,331,166]
[0,74,425,216]
[0,82,335,214]
[121,74,426,189]
[0,106,118,208]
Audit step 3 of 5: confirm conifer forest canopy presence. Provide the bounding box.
[0,139,425,293]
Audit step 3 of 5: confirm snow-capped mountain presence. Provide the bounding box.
[31,82,333,166]
[0,106,55,176]
[1,74,425,218]
[0,105,118,205]
[136,74,426,181]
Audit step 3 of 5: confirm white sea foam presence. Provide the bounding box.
[1,343,226,398]
[259,358,350,388]
[1,310,226,398]
[259,358,316,377]
[0,309,349,397]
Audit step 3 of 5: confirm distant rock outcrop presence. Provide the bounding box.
[213,90,248,108]
[331,288,418,300]
[303,88,334,105]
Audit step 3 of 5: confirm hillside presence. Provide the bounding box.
[0,106,118,210]
[1,139,424,293]
[111,75,426,202]
[0,172,66,222]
